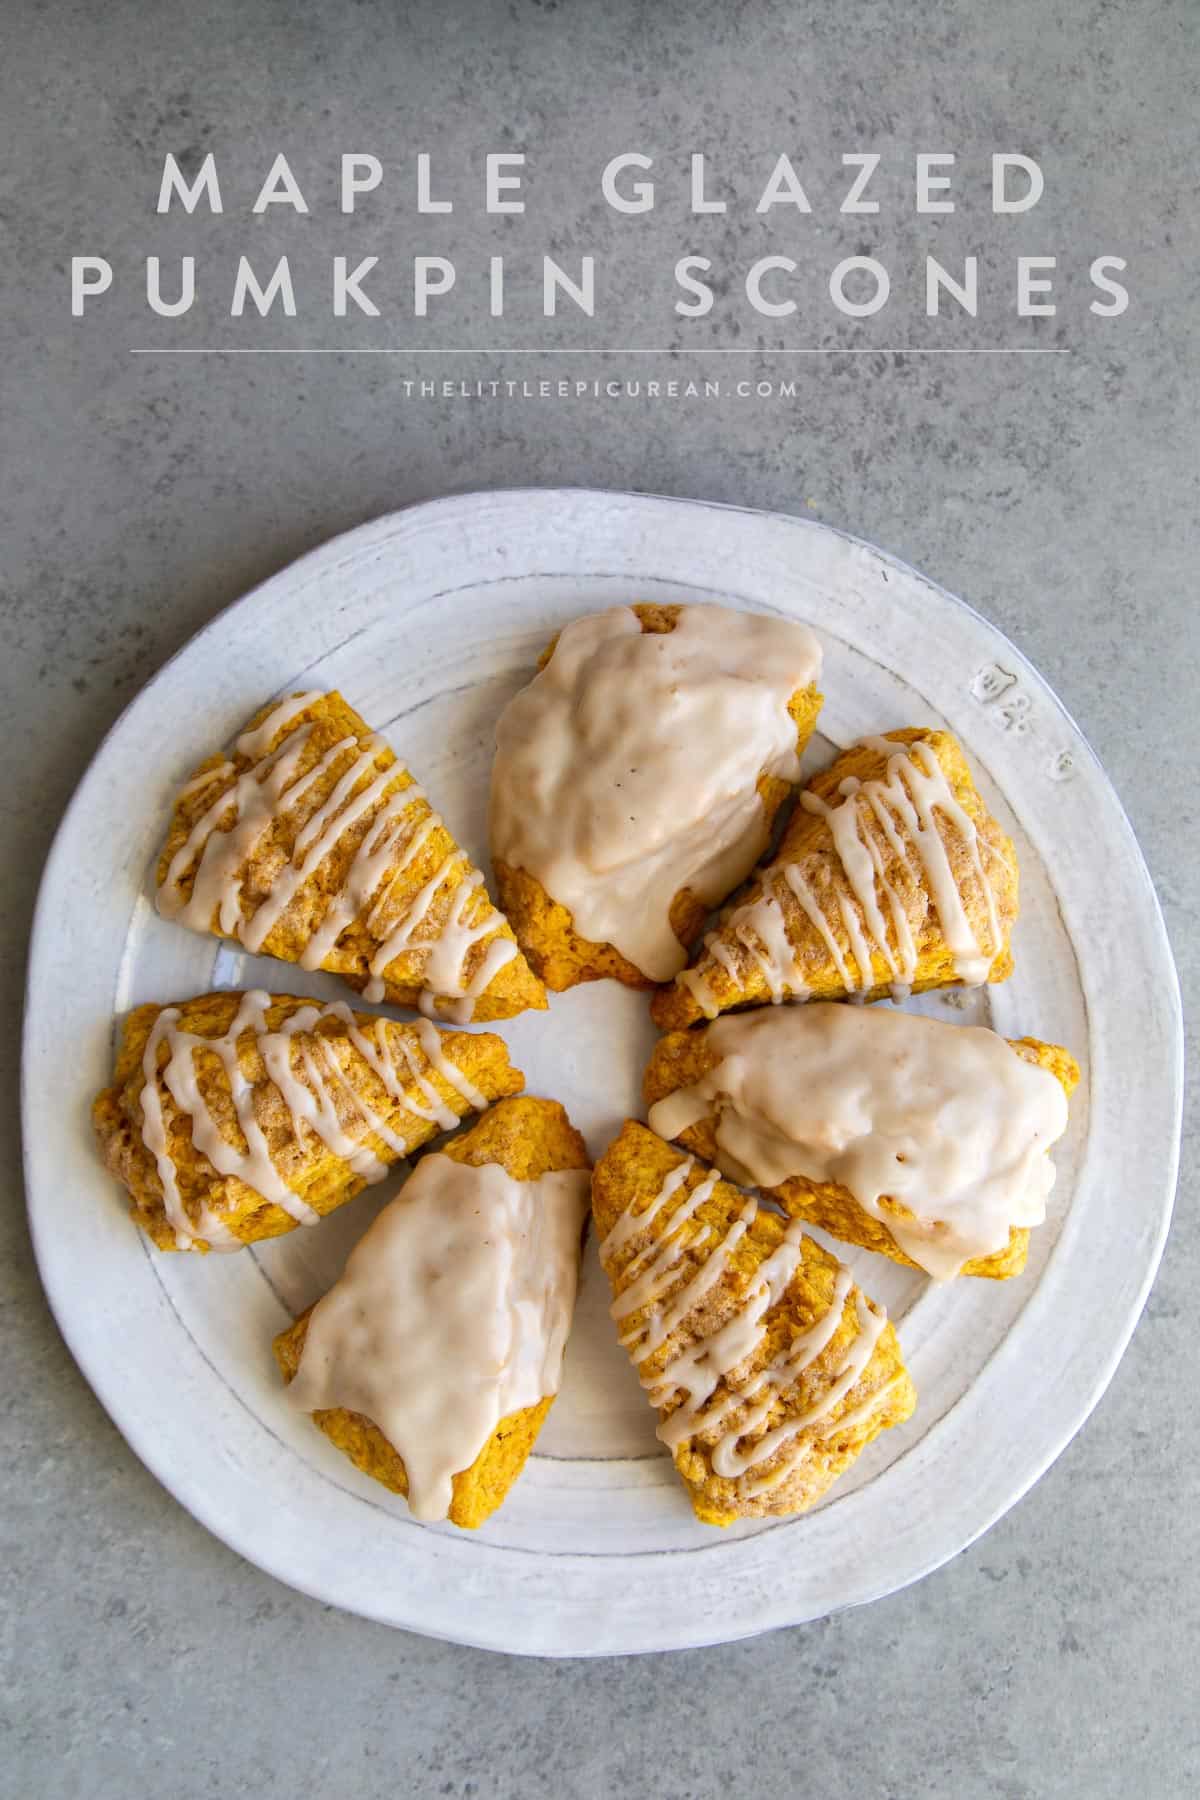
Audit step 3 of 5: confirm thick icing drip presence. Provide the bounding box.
[489,605,822,980]
[599,1155,694,1260]
[677,961,725,1021]
[288,1154,590,1522]
[412,1017,488,1112]
[735,893,797,1003]
[138,1010,239,1252]
[235,690,325,759]
[604,1163,891,1498]
[176,760,235,800]
[158,693,513,1020]
[135,989,479,1251]
[647,1004,1069,1281]
[693,734,1003,1008]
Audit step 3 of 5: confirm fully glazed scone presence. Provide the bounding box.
[644,1004,1080,1281]
[274,1097,591,1529]
[592,1121,916,1525]
[652,727,1018,1030]
[156,690,546,1023]
[489,604,823,992]
[93,989,523,1252]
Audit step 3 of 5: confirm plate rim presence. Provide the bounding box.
[22,486,1184,1656]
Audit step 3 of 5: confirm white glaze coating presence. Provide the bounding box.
[604,1161,892,1500]
[647,1003,1069,1280]
[288,1153,590,1522]
[489,605,821,980]
[157,694,515,1020]
[135,989,480,1251]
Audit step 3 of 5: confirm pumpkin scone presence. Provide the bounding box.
[489,603,823,992]
[93,989,523,1252]
[645,1004,1080,1282]
[155,689,546,1023]
[592,1121,915,1525]
[275,1097,591,1529]
[651,727,1018,1030]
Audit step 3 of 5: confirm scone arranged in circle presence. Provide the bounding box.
[94,989,522,1252]
[489,603,823,992]
[275,1097,591,1530]
[592,1121,916,1525]
[156,689,546,1024]
[652,727,1018,1030]
[645,1003,1079,1281]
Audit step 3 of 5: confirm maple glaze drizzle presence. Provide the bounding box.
[604,1159,894,1500]
[157,693,515,1020]
[137,989,484,1250]
[680,735,1004,1016]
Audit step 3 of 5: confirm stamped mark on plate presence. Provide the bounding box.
[971,664,1078,780]
[1047,749,1078,782]
[971,663,1031,734]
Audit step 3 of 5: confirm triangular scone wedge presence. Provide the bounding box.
[644,1013,1080,1281]
[156,690,546,1023]
[274,1097,591,1530]
[592,1121,915,1525]
[651,727,1018,1030]
[93,990,523,1252]
[491,604,823,992]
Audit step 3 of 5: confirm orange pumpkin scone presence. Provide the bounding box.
[645,1003,1080,1281]
[156,689,546,1023]
[592,1121,915,1525]
[652,727,1018,1030]
[489,603,823,992]
[275,1097,591,1529]
[93,989,522,1252]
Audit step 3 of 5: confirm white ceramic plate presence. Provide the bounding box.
[24,489,1182,1657]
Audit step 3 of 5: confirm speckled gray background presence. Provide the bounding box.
[3,1,1196,1794]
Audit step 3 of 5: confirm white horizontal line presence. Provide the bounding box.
[129,345,1071,356]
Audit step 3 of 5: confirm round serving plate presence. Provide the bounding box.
[23,489,1182,1656]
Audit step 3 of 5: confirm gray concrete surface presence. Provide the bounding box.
[2,1,1196,1795]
